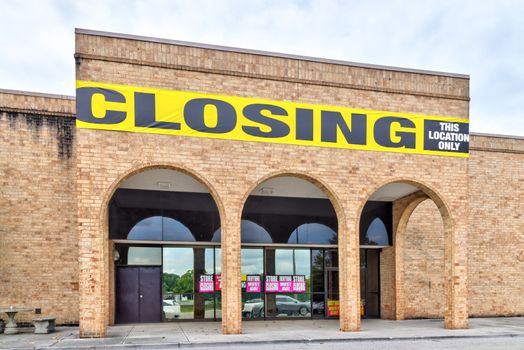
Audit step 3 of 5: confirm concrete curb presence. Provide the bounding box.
[3,332,521,350]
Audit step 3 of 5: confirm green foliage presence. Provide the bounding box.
[175,270,194,293]
[163,273,179,292]
[163,270,194,294]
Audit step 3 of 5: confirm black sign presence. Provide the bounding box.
[424,120,469,153]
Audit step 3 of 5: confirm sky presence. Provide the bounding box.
[0,0,523,136]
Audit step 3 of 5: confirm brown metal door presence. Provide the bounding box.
[116,267,140,323]
[138,267,162,322]
[116,266,162,323]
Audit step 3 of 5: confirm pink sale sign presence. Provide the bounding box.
[264,275,307,293]
[198,274,214,292]
[245,275,261,292]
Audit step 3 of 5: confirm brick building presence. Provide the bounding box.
[0,29,522,338]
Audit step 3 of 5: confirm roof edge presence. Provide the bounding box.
[0,88,75,100]
[470,132,524,140]
[75,28,470,80]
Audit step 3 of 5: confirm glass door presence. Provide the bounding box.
[325,249,339,318]
[162,247,194,320]
[360,248,380,318]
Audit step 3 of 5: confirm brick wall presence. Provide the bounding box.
[0,91,77,324]
[402,199,445,319]
[468,135,524,316]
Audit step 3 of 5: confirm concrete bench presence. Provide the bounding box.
[32,317,56,334]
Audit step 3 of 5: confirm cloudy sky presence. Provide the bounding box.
[1,0,523,136]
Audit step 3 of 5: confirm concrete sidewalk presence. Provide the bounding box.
[1,317,523,349]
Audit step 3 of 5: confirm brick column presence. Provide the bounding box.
[444,217,469,329]
[339,212,360,332]
[78,214,108,337]
[221,211,242,334]
[77,133,109,338]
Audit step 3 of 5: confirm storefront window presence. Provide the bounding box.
[311,249,325,317]
[241,249,264,318]
[162,247,194,320]
[121,246,162,265]
[242,195,338,244]
[265,249,311,318]
[200,247,221,319]
[109,189,220,242]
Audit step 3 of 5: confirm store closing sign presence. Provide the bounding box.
[76,81,469,157]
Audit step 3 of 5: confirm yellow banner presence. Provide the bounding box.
[76,81,470,157]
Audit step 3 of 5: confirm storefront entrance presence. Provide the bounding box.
[110,171,388,324]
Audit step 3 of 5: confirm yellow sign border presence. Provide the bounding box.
[76,80,469,158]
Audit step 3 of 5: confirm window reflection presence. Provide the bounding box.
[212,220,273,244]
[126,247,161,265]
[202,248,220,320]
[288,223,337,244]
[241,195,338,244]
[359,201,392,246]
[127,216,198,241]
[162,247,194,320]
[267,249,311,318]
[109,189,220,242]
[364,218,389,246]
[163,218,196,241]
[241,249,264,319]
[128,216,162,240]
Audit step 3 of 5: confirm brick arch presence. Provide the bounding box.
[356,177,467,329]
[100,163,226,227]
[95,163,226,331]
[237,170,351,330]
[238,170,346,231]
[357,177,453,222]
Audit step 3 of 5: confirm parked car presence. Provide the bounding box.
[242,298,264,318]
[242,295,310,317]
[163,299,181,319]
[275,295,310,316]
[312,300,325,315]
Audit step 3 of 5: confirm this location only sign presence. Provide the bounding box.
[424,120,469,153]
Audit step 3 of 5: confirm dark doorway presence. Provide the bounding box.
[360,249,380,318]
[116,266,162,323]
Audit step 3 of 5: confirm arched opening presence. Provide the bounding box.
[402,199,445,319]
[358,180,464,328]
[239,175,339,320]
[108,168,222,323]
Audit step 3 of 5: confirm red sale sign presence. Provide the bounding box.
[214,274,221,291]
